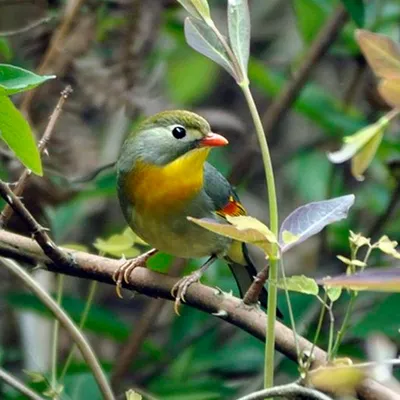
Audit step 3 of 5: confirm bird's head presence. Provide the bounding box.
[121,110,228,167]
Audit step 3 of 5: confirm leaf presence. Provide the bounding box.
[319,267,400,292]
[377,235,400,259]
[307,364,365,394]
[0,64,55,95]
[341,0,365,27]
[177,0,211,22]
[188,215,277,258]
[378,78,400,109]
[351,124,384,181]
[0,39,12,61]
[125,389,142,400]
[276,275,319,296]
[325,285,342,302]
[0,96,42,175]
[355,30,400,79]
[227,0,250,78]
[281,230,300,245]
[93,232,139,258]
[184,17,237,81]
[279,195,355,252]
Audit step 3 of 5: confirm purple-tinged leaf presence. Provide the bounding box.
[319,267,400,292]
[279,195,355,252]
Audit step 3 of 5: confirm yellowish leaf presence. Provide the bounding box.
[93,234,139,258]
[349,231,371,249]
[377,235,400,259]
[337,255,366,268]
[122,226,148,246]
[188,216,278,258]
[324,285,342,302]
[281,230,300,246]
[378,78,400,109]
[307,364,365,394]
[125,389,142,400]
[356,29,400,79]
[276,275,319,295]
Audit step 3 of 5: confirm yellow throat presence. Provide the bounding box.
[124,147,210,216]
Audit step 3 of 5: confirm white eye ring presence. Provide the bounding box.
[171,125,186,139]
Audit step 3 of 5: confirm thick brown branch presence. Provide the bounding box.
[0,230,395,400]
[0,86,72,228]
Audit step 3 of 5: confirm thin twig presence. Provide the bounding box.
[0,367,45,400]
[0,86,73,228]
[0,16,51,37]
[0,230,393,400]
[236,382,332,400]
[21,0,86,112]
[0,179,74,269]
[0,257,115,400]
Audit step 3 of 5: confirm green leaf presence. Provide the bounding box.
[188,215,277,258]
[93,230,141,258]
[341,0,365,27]
[0,39,12,61]
[177,0,212,22]
[324,285,342,302]
[0,96,42,175]
[184,17,237,80]
[276,275,319,296]
[0,64,55,95]
[227,0,250,79]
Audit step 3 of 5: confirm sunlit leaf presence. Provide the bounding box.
[227,0,250,78]
[0,96,42,175]
[188,215,277,258]
[377,235,400,259]
[356,30,400,79]
[337,255,366,268]
[122,226,148,246]
[378,78,400,109]
[281,230,300,246]
[184,17,237,80]
[177,0,211,22]
[0,64,55,95]
[324,285,342,302]
[349,231,370,249]
[279,195,355,252]
[307,364,365,394]
[125,389,142,400]
[276,275,319,296]
[23,370,46,383]
[341,0,365,27]
[319,267,400,292]
[93,233,139,258]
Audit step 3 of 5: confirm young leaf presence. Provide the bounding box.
[324,285,342,302]
[275,275,319,296]
[184,17,238,81]
[378,78,400,109]
[227,0,250,78]
[341,0,365,27]
[188,215,277,258]
[319,267,400,292]
[0,96,42,175]
[377,235,400,259]
[0,64,55,95]
[177,0,211,22]
[93,233,139,258]
[279,195,355,252]
[355,30,400,79]
[125,389,142,400]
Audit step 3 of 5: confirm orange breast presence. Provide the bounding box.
[124,148,210,216]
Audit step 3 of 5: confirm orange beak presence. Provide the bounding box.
[199,132,229,147]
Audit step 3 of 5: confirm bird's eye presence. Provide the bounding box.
[172,126,186,139]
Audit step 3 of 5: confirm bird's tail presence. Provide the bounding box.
[227,242,282,318]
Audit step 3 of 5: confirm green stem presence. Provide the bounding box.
[60,281,98,380]
[240,83,279,390]
[326,302,335,360]
[51,274,64,391]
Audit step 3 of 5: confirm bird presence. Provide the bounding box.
[114,109,277,314]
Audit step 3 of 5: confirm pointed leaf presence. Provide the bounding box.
[324,285,342,302]
[378,78,400,109]
[276,275,319,296]
[93,233,139,258]
[177,0,211,22]
[356,30,400,79]
[125,390,142,400]
[319,267,400,292]
[279,195,355,252]
[351,126,384,181]
[0,64,55,95]
[188,216,277,257]
[0,96,42,175]
[228,0,250,78]
[377,235,400,259]
[184,17,237,80]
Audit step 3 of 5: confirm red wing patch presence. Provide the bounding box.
[216,196,246,218]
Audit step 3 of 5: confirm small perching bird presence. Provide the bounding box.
[114,110,273,313]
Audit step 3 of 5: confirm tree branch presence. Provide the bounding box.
[0,229,395,400]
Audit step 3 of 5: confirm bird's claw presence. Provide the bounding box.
[112,248,157,298]
[171,271,202,315]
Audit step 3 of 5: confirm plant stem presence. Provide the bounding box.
[240,83,279,390]
[51,274,64,390]
[60,280,98,380]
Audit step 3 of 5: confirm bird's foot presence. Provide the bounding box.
[113,248,157,298]
[171,270,203,315]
